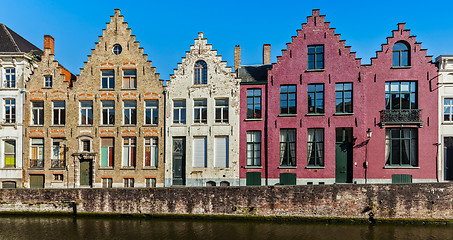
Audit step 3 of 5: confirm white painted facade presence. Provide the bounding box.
[165,33,240,187]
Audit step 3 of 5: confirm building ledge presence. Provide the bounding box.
[244,118,263,121]
[305,166,326,169]
[278,114,297,117]
[305,69,325,72]
[380,122,424,128]
[334,113,354,116]
[278,166,297,169]
[383,166,420,169]
[391,66,412,69]
[306,113,326,116]
[143,167,158,170]
[244,166,262,169]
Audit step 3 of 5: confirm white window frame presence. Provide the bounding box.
[4,99,15,123]
[101,101,115,125]
[173,99,186,124]
[123,178,134,187]
[122,69,137,89]
[5,68,15,88]
[31,101,44,125]
[246,131,261,166]
[144,137,158,167]
[193,99,207,124]
[44,75,52,88]
[102,178,113,188]
[52,101,65,125]
[101,69,115,89]
[123,100,137,125]
[122,137,136,167]
[79,101,93,125]
[51,138,65,168]
[145,100,158,125]
[215,98,229,123]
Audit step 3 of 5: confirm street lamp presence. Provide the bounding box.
[366,128,373,139]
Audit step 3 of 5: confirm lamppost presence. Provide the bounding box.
[364,128,372,184]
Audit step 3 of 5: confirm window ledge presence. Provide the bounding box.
[278,166,297,169]
[99,125,115,127]
[306,113,326,116]
[28,168,44,170]
[143,167,158,170]
[1,123,16,126]
[120,167,136,170]
[305,69,325,72]
[50,125,65,127]
[214,122,229,125]
[42,87,52,89]
[99,167,114,170]
[143,124,159,127]
[99,89,115,91]
[334,113,354,116]
[192,123,208,126]
[278,114,297,117]
[171,124,187,127]
[121,88,137,91]
[121,125,137,127]
[384,166,420,169]
[2,166,17,169]
[244,118,263,121]
[244,166,262,169]
[30,125,44,127]
[50,167,65,170]
[78,125,93,127]
[305,166,325,169]
[442,122,453,125]
[391,66,412,69]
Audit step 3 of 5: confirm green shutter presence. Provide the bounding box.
[246,172,261,186]
[101,146,108,167]
[280,173,296,185]
[392,174,412,183]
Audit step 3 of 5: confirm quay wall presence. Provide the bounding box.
[0,184,452,221]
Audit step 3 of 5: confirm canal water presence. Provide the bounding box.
[0,216,452,240]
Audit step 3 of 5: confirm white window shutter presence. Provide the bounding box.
[193,137,206,167]
[215,137,228,168]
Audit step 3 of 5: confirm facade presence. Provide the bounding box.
[436,55,453,181]
[0,24,42,188]
[165,33,240,187]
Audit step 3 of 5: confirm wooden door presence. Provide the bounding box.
[172,138,185,185]
[80,160,92,186]
[335,128,353,183]
[30,174,44,188]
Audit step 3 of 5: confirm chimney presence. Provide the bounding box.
[234,45,241,71]
[44,35,54,55]
[263,44,271,65]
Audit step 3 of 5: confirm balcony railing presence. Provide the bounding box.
[379,109,423,127]
[29,159,44,168]
[51,159,66,169]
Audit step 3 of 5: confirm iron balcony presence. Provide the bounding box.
[380,109,423,127]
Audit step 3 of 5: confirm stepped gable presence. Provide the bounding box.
[0,24,43,56]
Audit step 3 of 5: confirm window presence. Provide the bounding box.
[31,101,44,125]
[214,136,229,168]
[51,139,65,168]
[4,140,15,167]
[393,42,410,67]
[145,137,158,167]
[101,70,114,89]
[308,84,324,114]
[194,61,207,84]
[385,82,417,110]
[307,128,324,167]
[193,137,207,167]
[145,100,158,125]
[280,129,296,166]
[101,138,114,168]
[124,178,134,188]
[247,89,262,119]
[123,101,137,125]
[101,101,115,125]
[307,45,324,70]
[173,100,186,124]
[54,174,63,181]
[123,69,137,89]
[80,101,93,125]
[44,75,52,88]
[194,99,207,124]
[444,99,453,122]
[53,101,65,125]
[81,139,91,152]
[102,178,113,188]
[113,44,122,55]
[335,83,353,113]
[145,178,156,188]
[215,99,229,123]
[122,137,136,167]
[280,85,296,114]
[246,131,261,166]
[385,128,418,167]
[5,68,15,88]
[30,138,44,168]
[4,99,15,123]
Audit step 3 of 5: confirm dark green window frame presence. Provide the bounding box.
[335,83,353,113]
[280,85,296,115]
[385,128,418,167]
[307,128,324,167]
[392,42,410,67]
[385,81,417,110]
[308,45,324,70]
[247,89,262,119]
[279,129,296,167]
[308,84,324,114]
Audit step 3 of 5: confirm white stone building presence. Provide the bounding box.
[0,24,42,188]
[165,33,240,187]
[436,55,453,181]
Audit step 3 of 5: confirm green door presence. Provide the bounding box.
[80,160,92,186]
[246,172,261,186]
[30,174,44,188]
[172,138,185,185]
[280,173,296,185]
[335,128,353,183]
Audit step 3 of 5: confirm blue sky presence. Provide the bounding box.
[1,0,452,79]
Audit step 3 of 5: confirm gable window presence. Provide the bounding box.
[385,82,417,110]
[30,138,44,168]
[247,89,262,119]
[4,99,15,123]
[51,139,65,168]
[31,101,44,125]
[123,69,137,89]
[307,45,324,70]
[113,44,122,55]
[122,137,136,167]
[173,100,186,124]
[335,83,353,113]
[4,140,15,167]
[194,99,207,124]
[80,101,93,125]
[393,42,410,67]
[308,84,324,114]
[144,137,158,167]
[444,99,453,122]
[145,100,158,125]
[101,138,114,168]
[385,128,418,167]
[53,101,65,125]
[307,128,324,167]
[5,68,15,88]
[246,131,261,166]
[194,61,207,84]
[280,85,296,115]
[44,75,52,88]
[280,129,296,167]
[123,100,137,125]
[101,101,115,125]
[101,70,115,89]
[215,99,229,123]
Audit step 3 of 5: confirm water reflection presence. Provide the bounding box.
[0,216,452,240]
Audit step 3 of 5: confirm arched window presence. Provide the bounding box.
[393,42,410,67]
[194,61,207,84]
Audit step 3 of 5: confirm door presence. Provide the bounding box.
[444,137,453,181]
[30,174,44,188]
[172,137,185,185]
[335,128,353,183]
[80,160,92,186]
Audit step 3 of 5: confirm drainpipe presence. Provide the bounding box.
[163,89,167,186]
[435,142,441,182]
[264,82,268,186]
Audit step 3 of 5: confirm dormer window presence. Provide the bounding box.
[393,42,410,67]
[194,61,207,84]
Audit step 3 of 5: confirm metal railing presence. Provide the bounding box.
[380,109,423,126]
[29,159,44,168]
[51,159,66,169]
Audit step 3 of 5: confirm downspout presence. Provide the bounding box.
[264,82,268,186]
[163,88,167,186]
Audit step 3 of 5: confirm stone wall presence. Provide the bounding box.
[0,183,452,221]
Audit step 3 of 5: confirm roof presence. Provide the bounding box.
[0,23,42,56]
[238,64,272,83]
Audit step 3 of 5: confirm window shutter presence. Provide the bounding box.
[101,147,109,167]
[193,137,206,167]
[214,137,228,168]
